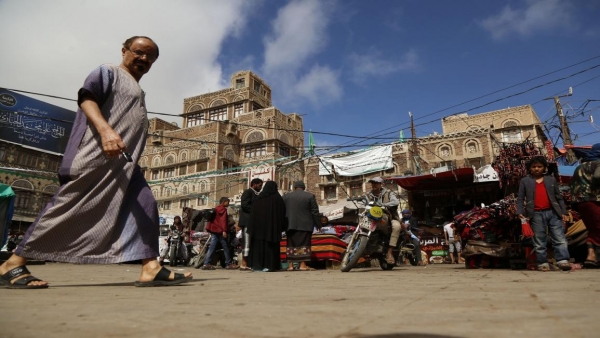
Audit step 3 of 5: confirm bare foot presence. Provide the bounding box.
[0,255,48,287]
[139,259,191,283]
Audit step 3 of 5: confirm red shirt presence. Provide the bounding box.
[534,181,551,210]
[205,205,228,233]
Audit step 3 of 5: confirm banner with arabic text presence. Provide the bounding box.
[0,88,75,154]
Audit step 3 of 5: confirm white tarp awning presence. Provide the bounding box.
[318,145,393,176]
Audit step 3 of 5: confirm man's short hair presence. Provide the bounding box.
[219,197,230,204]
[294,181,306,188]
[250,178,263,186]
[369,177,384,183]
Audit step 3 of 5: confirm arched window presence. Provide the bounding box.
[43,184,59,194]
[152,156,161,167]
[210,99,226,107]
[225,148,235,161]
[465,140,479,154]
[438,144,452,158]
[182,185,188,194]
[165,155,175,165]
[180,151,187,162]
[11,179,34,191]
[246,130,264,143]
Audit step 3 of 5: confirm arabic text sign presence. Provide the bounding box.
[319,145,393,176]
[474,165,499,183]
[249,166,274,187]
[323,207,345,221]
[0,88,75,154]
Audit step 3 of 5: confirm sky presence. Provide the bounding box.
[1,0,599,156]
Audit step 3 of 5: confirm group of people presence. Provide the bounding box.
[224,179,321,272]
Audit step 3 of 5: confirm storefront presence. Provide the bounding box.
[392,167,502,226]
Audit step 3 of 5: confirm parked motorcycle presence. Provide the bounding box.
[167,225,188,267]
[340,197,398,272]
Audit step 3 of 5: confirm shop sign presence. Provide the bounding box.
[474,165,499,183]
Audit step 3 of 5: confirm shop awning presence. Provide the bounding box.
[391,167,476,191]
[319,200,360,224]
[11,215,36,222]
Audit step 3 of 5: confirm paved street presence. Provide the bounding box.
[1,262,599,338]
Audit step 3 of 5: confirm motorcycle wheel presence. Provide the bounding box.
[340,235,368,272]
[168,245,177,267]
[408,256,418,266]
[378,257,395,270]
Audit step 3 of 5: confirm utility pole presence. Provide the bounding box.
[547,88,576,163]
[409,111,420,174]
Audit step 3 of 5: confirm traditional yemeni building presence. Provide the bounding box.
[304,105,546,217]
[0,141,61,231]
[141,71,304,217]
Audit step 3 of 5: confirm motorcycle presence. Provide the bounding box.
[167,225,188,267]
[397,234,419,266]
[340,197,398,272]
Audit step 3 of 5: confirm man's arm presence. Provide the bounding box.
[517,178,527,217]
[80,93,125,158]
[384,190,399,208]
[240,189,252,213]
[309,194,321,228]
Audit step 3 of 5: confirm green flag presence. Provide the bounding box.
[308,130,316,155]
[399,130,405,143]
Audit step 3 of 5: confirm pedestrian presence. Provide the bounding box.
[0,36,192,289]
[247,181,286,272]
[570,143,600,269]
[201,197,239,270]
[517,156,571,271]
[443,222,462,264]
[238,178,263,270]
[282,181,320,271]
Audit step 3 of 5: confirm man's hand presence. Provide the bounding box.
[99,127,126,158]
[222,231,227,238]
[234,225,242,232]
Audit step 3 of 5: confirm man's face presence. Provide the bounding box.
[371,182,382,192]
[402,212,410,219]
[252,182,263,191]
[223,200,230,207]
[121,38,158,81]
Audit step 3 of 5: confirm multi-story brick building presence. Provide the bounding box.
[141,71,305,216]
[0,141,61,230]
[304,105,546,221]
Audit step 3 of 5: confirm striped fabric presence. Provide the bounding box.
[280,234,347,262]
[15,64,159,264]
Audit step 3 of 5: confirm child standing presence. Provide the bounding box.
[517,156,571,271]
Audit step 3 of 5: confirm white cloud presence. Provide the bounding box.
[479,0,575,40]
[349,48,419,83]
[0,0,251,125]
[261,0,342,107]
[295,65,342,106]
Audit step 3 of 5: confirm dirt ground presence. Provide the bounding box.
[1,262,599,338]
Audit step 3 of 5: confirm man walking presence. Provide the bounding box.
[238,178,263,270]
[201,197,239,270]
[0,36,191,288]
[444,222,462,264]
[283,181,320,271]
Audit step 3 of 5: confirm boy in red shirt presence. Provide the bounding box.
[517,156,570,271]
[201,197,239,270]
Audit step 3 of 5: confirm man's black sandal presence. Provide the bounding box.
[0,266,48,289]
[134,267,192,287]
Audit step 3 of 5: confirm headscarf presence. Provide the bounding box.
[582,143,600,162]
[257,181,278,200]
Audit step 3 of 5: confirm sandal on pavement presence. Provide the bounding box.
[583,260,599,269]
[239,266,252,271]
[298,267,315,271]
[225,264,239,270]
[201,264,216,270]
[0,266,48,289]
[134,267,192,287]
[557,262,572,271]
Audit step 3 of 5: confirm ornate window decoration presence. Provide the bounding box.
[246,130,265,143]
[255,111,262,118]
[152,156,161,167]
[187,103,204,113]
[165,155,175,165]
[225,183,231,194]
[502,120,522,143]
[43,184,59,194]
[465,140,480,154]
[139,157,148,168]
[210,99,226,107]
[200,181,207,192]
[503,120,519,128]
[11,179,34,191]
[182,185,188,194]
[438,144,453,158]
[199,149,208,159]
[225,148,235,161]
[180,151,187,162]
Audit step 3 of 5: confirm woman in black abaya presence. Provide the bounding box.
[247,181,286,272]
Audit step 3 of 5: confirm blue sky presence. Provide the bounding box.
[1,0,599,154]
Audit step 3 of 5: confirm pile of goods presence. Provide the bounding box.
[491,139,544,188]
